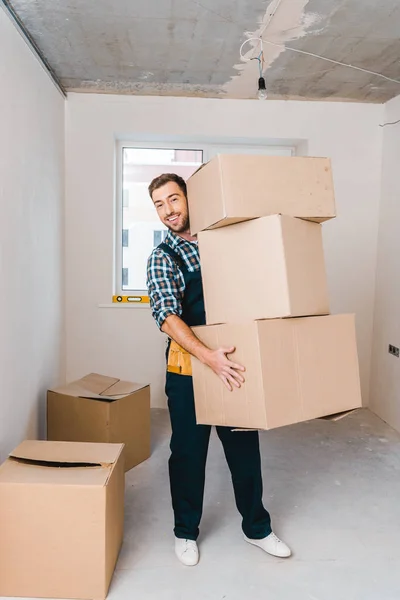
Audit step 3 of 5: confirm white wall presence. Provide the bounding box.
[66,94,383,406]
[0,8,65,461]
[65,94,383,408]
[370,94,400,431]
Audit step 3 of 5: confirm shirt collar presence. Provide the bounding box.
[166,230,197,248]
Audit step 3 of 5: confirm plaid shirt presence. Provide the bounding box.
[146,230,200,329]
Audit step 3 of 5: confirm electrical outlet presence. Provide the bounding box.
[388,344,399,358]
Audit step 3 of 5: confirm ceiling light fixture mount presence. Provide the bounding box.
[240,37,268,100]
[258,76,267,100]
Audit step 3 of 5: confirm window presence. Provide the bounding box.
[153,230,167,247]
[116,142,295,296]
[116,146,203,295]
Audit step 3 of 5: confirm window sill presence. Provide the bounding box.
[98,303,149,309]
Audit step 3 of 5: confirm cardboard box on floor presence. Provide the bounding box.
[198,214,330,324]
[191,315,362,430]
[47,373,150,472]
[0,440,124,600]
[187,154,336,235]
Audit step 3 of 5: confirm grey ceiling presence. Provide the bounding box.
[5,0,400,102]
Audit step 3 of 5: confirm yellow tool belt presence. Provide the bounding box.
[167,340,192,376]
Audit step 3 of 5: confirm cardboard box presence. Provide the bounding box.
[187,154,336,235]
[0,440,124,600]
[191,314,362,430]
[47,373,150,472]
[198,215,330,324]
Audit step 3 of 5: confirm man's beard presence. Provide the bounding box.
[166,213,190,234]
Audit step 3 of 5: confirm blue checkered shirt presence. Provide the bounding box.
[146,230,200,329]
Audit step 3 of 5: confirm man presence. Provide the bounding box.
[146,173,291,566]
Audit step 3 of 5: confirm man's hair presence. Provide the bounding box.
[148,173,187,199]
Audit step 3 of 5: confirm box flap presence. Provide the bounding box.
[10,440,123,466]
[49,373,148,401]
[48,383,106,400]
[102,380,148,398]
[79,373,121,394]
[232,428,260,432]
[49,373,120,397]
[320,409,359,422]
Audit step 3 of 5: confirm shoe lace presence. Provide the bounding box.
[184,539,197,552]
[269,532,281,544]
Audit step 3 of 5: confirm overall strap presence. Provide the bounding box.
[158,242,187,272]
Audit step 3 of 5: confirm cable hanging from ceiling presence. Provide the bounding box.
[240,36,400,100]
[250,44,268,100]
[191,0,400,100]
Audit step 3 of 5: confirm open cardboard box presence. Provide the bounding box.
[47,373,150,471]
[0,440,125,599]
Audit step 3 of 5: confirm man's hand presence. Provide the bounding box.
[162,315,245,391]
[204,346,245,392]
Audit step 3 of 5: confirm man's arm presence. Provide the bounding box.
[147,249,245,391]
[162,314,245,392]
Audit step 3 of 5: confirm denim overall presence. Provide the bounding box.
[159,242,271,541]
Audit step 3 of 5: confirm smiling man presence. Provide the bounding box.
[146,173,291,566]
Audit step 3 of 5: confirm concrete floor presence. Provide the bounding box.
[110,408,400,600]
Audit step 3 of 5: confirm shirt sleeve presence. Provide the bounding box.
[146,249,183,329]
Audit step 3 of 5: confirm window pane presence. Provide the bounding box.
[153,230,162,247]
[121,147,203,291]
[122,229,129,247]
[123,189,130,208]
[122,268,129,287]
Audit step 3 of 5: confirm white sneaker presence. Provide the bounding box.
[174,537,199,566]
[244,532,292,558]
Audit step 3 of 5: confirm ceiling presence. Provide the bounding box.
[4,0,400,102]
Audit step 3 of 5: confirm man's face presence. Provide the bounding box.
[152,181,190,234]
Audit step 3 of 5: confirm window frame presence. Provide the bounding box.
[114,140,296,298]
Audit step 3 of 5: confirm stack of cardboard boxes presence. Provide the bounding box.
[187,154,362,430]
[0,375,151,599]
